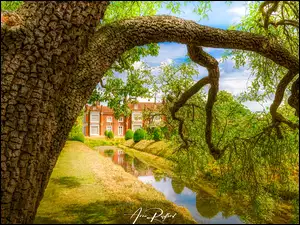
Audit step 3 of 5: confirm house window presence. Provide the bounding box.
[118,150,123,155]
[133,125,142,131]
[134,104,138,110]
[90,125,99,136]
[83,125,86,136]
[118,117,123,122]
[132,112,142,121]
[107,116,112,122]
[106,126,112,132]
[90,112,99,123]
[118,126,123,136]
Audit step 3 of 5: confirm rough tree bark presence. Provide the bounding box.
[1,1,109,223]
[1,1,299,224]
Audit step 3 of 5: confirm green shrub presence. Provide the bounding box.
[153,127,163,141]
[125,129,134,140]
[133,128,146,143]
[107,131,114,139]
[72,133,85,143]
[160,126,170,139]
[146,127,155,139]
[104,130,108,137]
[104,149,114,157]
[68,110,85,143]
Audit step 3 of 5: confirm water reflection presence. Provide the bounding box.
[98,148,244,224]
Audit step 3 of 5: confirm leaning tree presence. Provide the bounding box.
[1,1,298,223]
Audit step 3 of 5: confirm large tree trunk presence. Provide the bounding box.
[1,2,109,223]
[1,1,298,224]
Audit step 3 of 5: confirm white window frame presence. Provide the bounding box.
[83,125,86,136]
[118,150,123,155]
[132,112,142,122]
[90,112,100,123]
[132,124,142,132]
[134,104,138,110]
[118,126,123,136]
[118,117,123,122]
[90,125,99,136]
[106,126,112,132]
[107,116,112,122]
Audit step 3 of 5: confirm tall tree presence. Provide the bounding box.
[91,62,155,119]
[1,1,298,223]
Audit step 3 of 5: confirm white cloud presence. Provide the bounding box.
[243,100,272,112]
[157,1,248,28]
[142,43,187,66]
[227,6,246,17]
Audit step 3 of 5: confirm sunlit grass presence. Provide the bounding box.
[123,140,175,160]
[35,141,196,224]
[84,137,125,149]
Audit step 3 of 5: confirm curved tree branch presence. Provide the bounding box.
[85,15,298,82]
[270,70,299,130]
[71,15,299,158]
[288,77,299,117]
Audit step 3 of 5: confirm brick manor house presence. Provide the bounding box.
[83,101,164,137]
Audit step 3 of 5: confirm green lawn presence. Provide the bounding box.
[35,141,196,224]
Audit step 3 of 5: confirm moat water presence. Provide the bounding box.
[96,146,245,224]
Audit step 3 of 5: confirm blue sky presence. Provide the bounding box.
[115,1,273,112]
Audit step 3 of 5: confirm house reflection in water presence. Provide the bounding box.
[99,149,153,177]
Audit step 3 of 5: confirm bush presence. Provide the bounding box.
[160,126,170,140]
[133,128,146,143]
[68,110,85,143]
[125,129,134,140]
[72,133,85,143]
[153,127,163,141]
[104,130,108,137]
[107,131,114,139]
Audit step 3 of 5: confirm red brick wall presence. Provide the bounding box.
[85,126,89,136]
[84,102,164,136]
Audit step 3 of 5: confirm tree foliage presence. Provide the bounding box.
[153,127,163,141]
[133,128,147,143]
[226,1,299,104]
[94,63,155,119]
[68,110,85,143]
[125,129,134,140]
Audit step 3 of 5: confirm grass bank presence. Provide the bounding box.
[84,137,125,149]
[35,141,196,224]
[122,139,175,160]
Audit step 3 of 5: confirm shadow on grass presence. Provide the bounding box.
[51,176,82,188]
[34,215,62,224]
[36,200,196,224]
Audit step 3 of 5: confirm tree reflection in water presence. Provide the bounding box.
[153,169,165,182]
[171,179,185,194]
[133,157,149,172]
[104,149,114,157]
[196,189,219,219]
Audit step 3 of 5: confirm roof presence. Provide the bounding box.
[101,106,114,114]
[85,102,163,113]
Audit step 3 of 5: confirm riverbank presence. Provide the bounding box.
[35,141,196,224]
[119,140,295,224]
